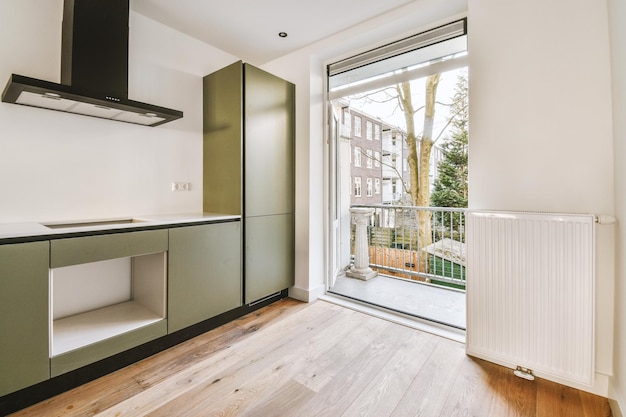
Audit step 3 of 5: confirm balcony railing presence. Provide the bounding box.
[351,204,466,290]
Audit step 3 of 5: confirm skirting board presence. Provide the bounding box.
[288,284,325,302]
[610,399,624,417]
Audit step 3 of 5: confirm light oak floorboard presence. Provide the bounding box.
[389,337,467,417]
[9,298,611,417]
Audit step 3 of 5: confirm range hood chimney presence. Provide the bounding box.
[1,0,182,127]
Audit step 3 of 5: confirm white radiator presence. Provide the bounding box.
[466,211,595,387]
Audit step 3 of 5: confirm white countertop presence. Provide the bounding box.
[0,212,241,242]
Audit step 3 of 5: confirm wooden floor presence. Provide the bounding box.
[10,298,612,417]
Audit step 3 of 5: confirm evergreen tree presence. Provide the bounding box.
[431,73,468,233]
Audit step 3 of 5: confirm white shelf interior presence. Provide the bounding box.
[51,301,163,356]
[50,252,167,357]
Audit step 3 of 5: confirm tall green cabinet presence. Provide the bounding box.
[203,61,295,304]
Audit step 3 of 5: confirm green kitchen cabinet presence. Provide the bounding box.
[0,241,50,396]
[203,61,295,305]
[49,229,169,376]
[168,222,242,333]
[244,214,294,304]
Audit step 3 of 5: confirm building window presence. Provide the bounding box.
[374,124,381,140]
[374,178,380,194]
[366,178,373,197]
[354,116,362,137]
[374,151,380,167]
[354,177,362,197]
[354,146,361,167]
[366,149,373,168]
[366,121,373,140]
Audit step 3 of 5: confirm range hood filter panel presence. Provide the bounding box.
[16,91,76,112]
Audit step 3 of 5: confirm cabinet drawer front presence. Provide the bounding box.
[51,229,168,268]
[50,319,167,377]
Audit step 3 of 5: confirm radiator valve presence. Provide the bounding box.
[513,366,535,381]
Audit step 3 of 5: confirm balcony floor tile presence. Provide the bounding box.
[329,274,466,329]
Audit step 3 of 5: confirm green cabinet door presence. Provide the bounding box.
[244,63,295,217]
[202,61,243,216]
[168,222,242,333]
[0,241,50,396]
[245,214,295,304]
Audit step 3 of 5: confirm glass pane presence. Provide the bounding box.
[329,45,468,329]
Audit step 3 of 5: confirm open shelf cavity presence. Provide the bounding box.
[50,252,167,357]
[52,301,163,356]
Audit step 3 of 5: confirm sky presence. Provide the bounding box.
[337,66,467,144]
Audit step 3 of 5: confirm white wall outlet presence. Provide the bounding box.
[171,182,191,191]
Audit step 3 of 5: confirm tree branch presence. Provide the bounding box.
[433,103,468,145]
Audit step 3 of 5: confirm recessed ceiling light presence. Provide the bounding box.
[278,32,288,38]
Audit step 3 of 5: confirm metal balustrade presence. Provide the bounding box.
[351,204,466,290]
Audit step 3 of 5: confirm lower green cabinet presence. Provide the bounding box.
[50,320,167,377]
[245,214,294,304]
[0,241,50,397]
[0,220,244,397]
[48,230,169,376]
[168,222,242,333]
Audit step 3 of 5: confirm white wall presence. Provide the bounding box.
[0,0,238,223]
[608,0,626,413]
[467,1,614,214]
[468,0,614,396]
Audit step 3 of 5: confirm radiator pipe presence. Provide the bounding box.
[596,215,617,225]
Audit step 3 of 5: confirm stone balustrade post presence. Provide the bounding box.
[347,207,378,280]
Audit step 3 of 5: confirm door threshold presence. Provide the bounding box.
[319,293,466,344]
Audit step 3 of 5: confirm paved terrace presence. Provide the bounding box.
[329,274,466,329]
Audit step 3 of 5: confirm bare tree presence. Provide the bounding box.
[344,72,456,273]
[352,74,442,206]
[395,75,440,271]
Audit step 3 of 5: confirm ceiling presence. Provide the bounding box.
[131,0,415,65]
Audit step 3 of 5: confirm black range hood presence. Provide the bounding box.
[1,0,182,127]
